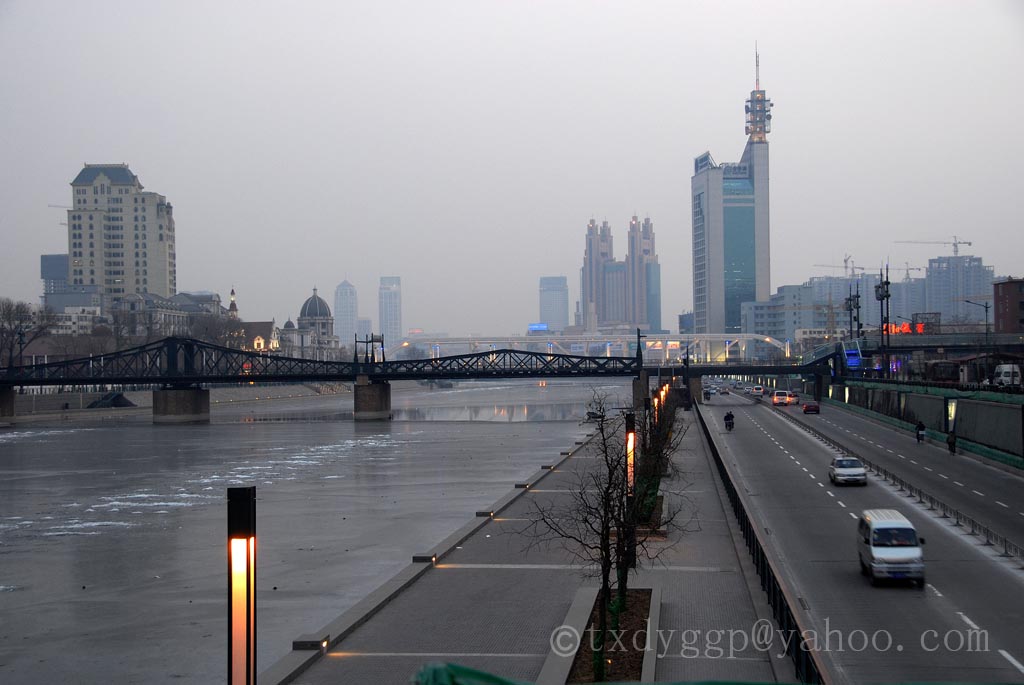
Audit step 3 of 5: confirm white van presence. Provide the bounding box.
[857,509,925,588]
[993,364,1022,387]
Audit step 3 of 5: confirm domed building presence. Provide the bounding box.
[279,288,341,359]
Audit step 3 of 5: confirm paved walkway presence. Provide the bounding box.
[266,411,782,684]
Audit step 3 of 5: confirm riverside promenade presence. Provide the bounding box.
[263,410,784,684]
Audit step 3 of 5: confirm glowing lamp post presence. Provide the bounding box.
[228,487,256,685]
[624,412,636,497]
[624,411,637,568]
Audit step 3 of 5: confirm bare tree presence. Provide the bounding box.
[523,388,693,681]
[0,298,56,367]
[188,313,245,347]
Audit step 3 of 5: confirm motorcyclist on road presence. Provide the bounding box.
[724,411,735,430]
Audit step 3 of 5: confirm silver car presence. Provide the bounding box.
[828,457,867,486]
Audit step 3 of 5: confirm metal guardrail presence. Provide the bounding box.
[694,405,827,684]
[770,406,1024,566]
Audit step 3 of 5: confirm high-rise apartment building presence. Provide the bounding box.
[378,276,402,344]
[691,58,772,334]
[626,216,662,332]
[67,164,176,301]
[333,280,358,348]
[580,220,613,331]
[538,276,569,332]
[925,255,994,324]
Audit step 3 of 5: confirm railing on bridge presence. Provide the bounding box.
[0,337,836,388]
[0,337,646,387]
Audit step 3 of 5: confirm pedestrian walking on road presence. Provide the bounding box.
[946,430,957,455]
[916,421,926,444]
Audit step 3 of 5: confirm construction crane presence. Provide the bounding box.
[899,263,923,281]
[813,261,866,278]
[894,235,972,256]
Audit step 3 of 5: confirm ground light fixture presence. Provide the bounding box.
[228,486,256,685]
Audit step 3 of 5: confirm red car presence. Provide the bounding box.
[802,401,820,414]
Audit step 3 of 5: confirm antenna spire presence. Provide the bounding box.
[755,42,760,90]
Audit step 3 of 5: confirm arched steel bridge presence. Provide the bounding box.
[0,337,830,388]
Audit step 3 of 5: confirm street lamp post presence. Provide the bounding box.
[964,300,990,348]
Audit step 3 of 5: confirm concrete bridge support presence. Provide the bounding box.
[0,386,14,420]
[153,387,210,424]
[354,376,391,421]
[632,371,649,410]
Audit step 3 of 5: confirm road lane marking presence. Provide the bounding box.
[802,467,808,472]
[827,491,835,498]
[954,481,964,487]
[818,482,824,488]
[837,501,847,508]
[795,461,801,465]
[972,490,985,497]
[957,612,981,631]
[997,501,1009,508]
[910,460,918,465]
[849,512,858,519]
[924,467,933,472]
[887,449,895,454]
[809,474,816,479]
[1000,649,1024,675]
[939,474,949,479]
[898,455,906,459]
[927,584,943,597]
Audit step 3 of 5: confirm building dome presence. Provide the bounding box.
[283,318,295,329]
[299,288,331,319]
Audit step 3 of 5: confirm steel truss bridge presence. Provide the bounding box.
[0,337,831,389]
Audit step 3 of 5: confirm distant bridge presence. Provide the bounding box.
[0,337,829,388]
[0,337,834,423]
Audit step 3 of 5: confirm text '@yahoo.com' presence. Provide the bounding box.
[549,619,989,659]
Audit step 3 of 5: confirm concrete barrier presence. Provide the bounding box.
[955,399,1023,457]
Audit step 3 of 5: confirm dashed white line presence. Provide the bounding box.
[910,460,918,465]
[1001,649,1024,675]
[927,583,943,597]
[809,474,817,479]
[794,461,801,465]
[939,474,949,479]
[898,455,906,459]
[887,449,895,454]
[848,512,858,519]
[837,501,847,508]
[827,491,835,498]
[957,612,981,631]
[997,501,1009,508]
[924,467,933,472]
[954,481,964,487]
[802,467,809,473]
[818,482,824,488]
[972,490,985,497]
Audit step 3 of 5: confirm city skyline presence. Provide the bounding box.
[1,2,1022,336]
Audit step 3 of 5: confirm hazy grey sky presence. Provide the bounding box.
[2,1,1022,336]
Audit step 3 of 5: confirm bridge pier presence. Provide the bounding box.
[632,371,649,410]
[0,386,13,421]
[153,387,210,424]
[354,376,391,421]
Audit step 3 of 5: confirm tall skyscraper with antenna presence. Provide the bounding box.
[691,52,773,334]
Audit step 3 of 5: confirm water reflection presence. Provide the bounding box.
[393,402,585,422]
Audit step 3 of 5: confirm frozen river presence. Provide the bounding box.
[0,379,630,683]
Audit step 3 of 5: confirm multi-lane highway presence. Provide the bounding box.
[703,394,1024,683]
